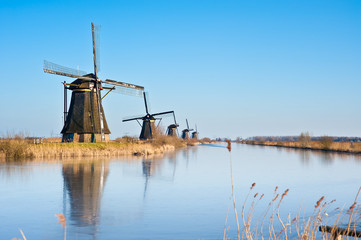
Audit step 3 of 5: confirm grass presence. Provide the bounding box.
[0,133,215,161]
[244,140,361,154]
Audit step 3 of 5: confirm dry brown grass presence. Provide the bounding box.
[245,140,361,154]
[0,138,182,162]
[224,184,361,240]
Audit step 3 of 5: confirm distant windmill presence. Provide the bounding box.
[166,123,179,137]
[166,114,179,137]
[43,23,144,142]
[123,92,176,140]
[191,124,199,140]
[181,119,194,140]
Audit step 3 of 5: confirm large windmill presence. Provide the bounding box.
[181,119,194,140]
[44,23,144,142]
[123,92,176,140]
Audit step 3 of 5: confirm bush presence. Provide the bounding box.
[0,139,31,160]
[114,136,138,144]
[320,136,333,150]
[151,135,185,148]
[299,132,311,148]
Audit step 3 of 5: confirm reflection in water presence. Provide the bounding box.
[142,151,179,198]
[300,150,311,164]
[62,160,108,237]
[0,163,33,179]
[142,160,152,198]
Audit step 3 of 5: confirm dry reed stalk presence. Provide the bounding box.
[345,187,361,240]
[241,183,254,239]
[276,189,289,240]
[223,200,231,240]
[228,145,240,240]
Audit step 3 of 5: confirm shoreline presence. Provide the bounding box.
[241,140,361,154]
[0,139,189,162]
[0,137,211,162]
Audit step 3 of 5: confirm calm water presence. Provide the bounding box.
[1,143,361,239]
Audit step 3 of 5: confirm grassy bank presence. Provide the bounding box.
[0,136,189,162]
[243,140,361,154]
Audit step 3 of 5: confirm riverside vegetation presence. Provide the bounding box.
[244,132,361,154]
[0,133,210,162]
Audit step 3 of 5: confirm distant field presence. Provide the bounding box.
[243,140,361,153]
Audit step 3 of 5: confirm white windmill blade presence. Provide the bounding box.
[102,82,143,97]
[43,60,90,80]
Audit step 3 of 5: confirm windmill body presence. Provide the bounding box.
[181,119,193,140]
[191,132,198,140]
[62,75,111,142]
[139,115,156,140]
[44,23,144,142]
[181,130,190,140]
[166,124,178,137]
[191,125,199,140]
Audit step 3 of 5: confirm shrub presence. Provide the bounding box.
[320,136,333,150]
[0,139,31,160]
[299,132,311,148]
[114,136,138,144]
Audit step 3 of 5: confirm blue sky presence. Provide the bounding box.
[1,0,360,139]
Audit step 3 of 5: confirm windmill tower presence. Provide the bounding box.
[166,113,179,137]
[181,119,193,140]
[44,23,144,142]
[191,124,199,140]
[166,124,179,137]
[123,92,176,140]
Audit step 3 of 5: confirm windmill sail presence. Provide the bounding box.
[43,61,90,80]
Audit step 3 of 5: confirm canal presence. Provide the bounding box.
[1,143,360,239]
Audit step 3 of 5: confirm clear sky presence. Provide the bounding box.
[1,0,360,139]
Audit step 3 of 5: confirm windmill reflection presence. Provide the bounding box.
[142,152,178,199]
[62,161,108,229]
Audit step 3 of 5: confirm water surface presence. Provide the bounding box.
[1,143,360,239]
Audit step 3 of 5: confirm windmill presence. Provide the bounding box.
[191,124,199,140]
[44,23,144,142]
[166,123,179,137]
[123,92,176,140]
[166,114,179,137]
[181,119,194,140]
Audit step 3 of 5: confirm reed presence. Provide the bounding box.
[224,183,361,240]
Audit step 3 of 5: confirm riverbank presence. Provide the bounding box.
[242,140,361,153]
[0,136,201,162]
